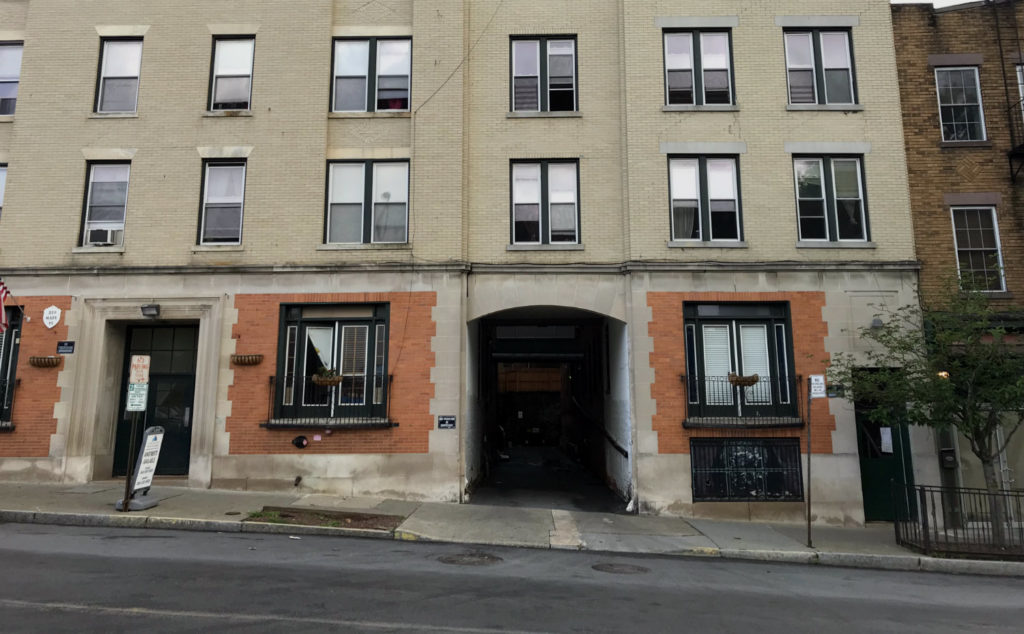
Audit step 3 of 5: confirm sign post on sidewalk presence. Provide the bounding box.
[806,375,827,548]
[117,355,154,512]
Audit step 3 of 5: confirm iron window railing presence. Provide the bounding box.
[261,374,396,430]
[691,438,804,502]
[680,374,803,428]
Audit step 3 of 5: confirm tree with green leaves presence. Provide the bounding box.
[829,280,1024,543]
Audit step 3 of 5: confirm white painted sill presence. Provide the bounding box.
[317,243,411,251]
[667,240,747,248]
[89,112,138,119]
[506,111,583,119]
[192,244,244,252]
[203,110,253,118]
[0,115,13,123]
[72,245,125,254]
[662,104,739,112]
[507,243,584,251]
[796,241,876,249]
[787,104,863,112]
[328,111,411,119]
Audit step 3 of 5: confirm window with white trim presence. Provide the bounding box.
[326,160,409,244]
[935,67,986,142]
[200,161,246,244]
[784,30,856,105]
[333,38,411,112]
[96,39,143,113]
[511,160,579,244]
[82,163,130,246]
[669,156,741,241]
[210,37,254,111]
[952,206,1005,292]
[511,37,577,112]
[793,156,868,242]
[276,304,389,421]
[0,43,22,115]
[664,31,733,106]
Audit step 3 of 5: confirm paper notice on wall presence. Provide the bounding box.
[880,427,894,454]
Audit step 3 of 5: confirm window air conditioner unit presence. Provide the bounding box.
[86,228,120,246]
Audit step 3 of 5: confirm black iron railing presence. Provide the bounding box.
[260,374,396,430]
[894,483,1024,560]
[0,379,15,430]
[680,375,803,429]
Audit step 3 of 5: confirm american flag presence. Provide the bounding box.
[0,279,11,334]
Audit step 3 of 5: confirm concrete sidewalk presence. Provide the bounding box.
[1,481,1021,577]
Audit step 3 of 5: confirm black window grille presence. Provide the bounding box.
[691,438,803,501]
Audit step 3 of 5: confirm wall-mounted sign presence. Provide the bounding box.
[438,415,456,429]
[42,306,62,329]
[809,375,827,400]
[56,341,75,354]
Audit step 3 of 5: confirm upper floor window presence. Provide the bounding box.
[210,37,254,111]
[96,39,143,113]
[200,160,246,244]
[952,206,1005,292]
[333,38,411,112]
[670,156,741,242]
[511,37,577,112]
[0,43,23,115]
[664,31,733,106]
[793,156,868,242]
[785,30,855,105]
[82,163,130,246]
[936,67,985,142]
[326,160,409,244]
[511,160,579,244]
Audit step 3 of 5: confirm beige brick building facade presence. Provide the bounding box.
[0,1,935,524]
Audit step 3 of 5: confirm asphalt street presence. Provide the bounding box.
[0,523,1021,633]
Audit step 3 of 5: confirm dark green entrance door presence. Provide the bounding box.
[854,378,915,521]
[114,326,198,477]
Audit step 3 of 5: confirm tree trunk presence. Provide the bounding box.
[981,457,1008,548]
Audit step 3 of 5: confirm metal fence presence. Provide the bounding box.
[894,483,1024,560]
[680,374,803,428]
[259,374,396,430]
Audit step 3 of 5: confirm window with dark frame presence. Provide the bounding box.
[0,164,6,218]
[684,303,796,421]
[96,39,143,113]
[793,155,868,242]
[952,206,1005,292]
[333,38,411,112]
[0,42,22,115]
[784,30,856,105]
[209,37,254,111]
[691,438,804,501]
[669,156,741,242]
[511,36,577,112]
[326,160,409,244]
[276,304,389,422]
[935,67,986,142]
[200,160,246,245]
[511,160,579,244]
[82,162,130,246]
[0,307,21,424]
[664,31,733,106]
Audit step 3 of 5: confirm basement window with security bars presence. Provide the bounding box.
[691,438,804,501]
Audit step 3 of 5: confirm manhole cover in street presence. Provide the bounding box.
[592,563,650,575]
[437,552,503,566]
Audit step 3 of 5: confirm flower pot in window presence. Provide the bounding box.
[29,356,62,368]
[311,374,344,387]
[727,372,759,388]
[231,354,264,366]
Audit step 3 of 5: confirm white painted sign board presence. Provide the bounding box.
[126,383,149,411]
[133,429,164,491]
[809,374,827,399]
[42,306,61,329]
[129,355,151,384]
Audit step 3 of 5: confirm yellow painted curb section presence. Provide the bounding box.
[394,530,420,541]
[685,547,722,557]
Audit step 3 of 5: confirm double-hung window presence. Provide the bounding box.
[326,161,409,244]
[664,31,733,106]
[935,67,986,142]
[276,304,389,421]
[210,37,254,111]
[683,302,797,422]
[82,163,130,246]
[785,30,856,105]
[952,206,1005,292]
[96,39,143,113]
[0,42,23,115]
[793,156,868,242]
[511,160,579,244]
[669,156,741,242]
[0,306,21,424]
[199,161,246,245]
[511,37,577,112]
[333,38,411,112]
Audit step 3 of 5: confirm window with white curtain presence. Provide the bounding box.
[326,160,408,244]
[511,160,579,244]
[200,161,246,244]
[210,37,254,110]
[664,31,733,106]
[97,39,143,113]
[333,38,411,112]
[669,156,741,242]
[82,163,130,245]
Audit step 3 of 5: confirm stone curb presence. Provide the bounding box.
[716,547,1024,577]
